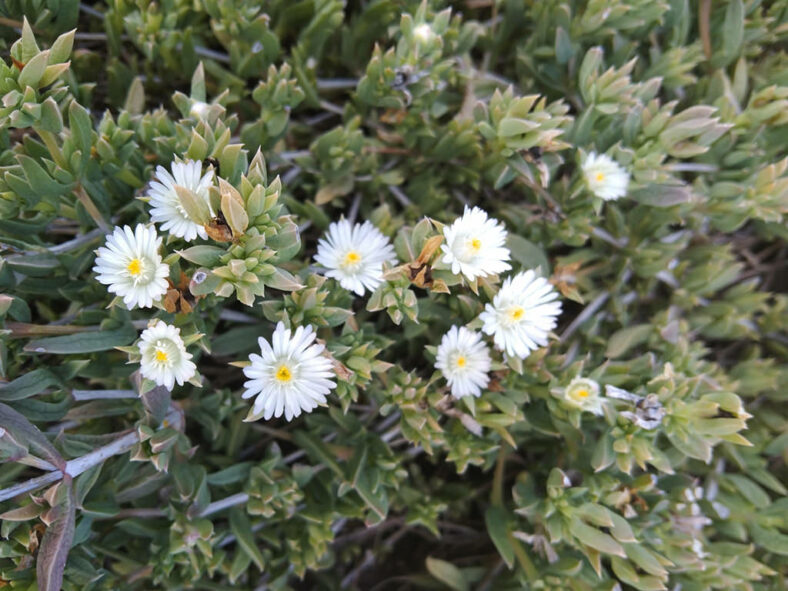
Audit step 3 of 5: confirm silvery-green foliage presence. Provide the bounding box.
[0,1,785,590]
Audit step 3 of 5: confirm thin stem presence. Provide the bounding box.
[64,430,139,477]
[560,291,610,342]
[198,492,249,517]
[0,471,62,502]
[316,78,358,90]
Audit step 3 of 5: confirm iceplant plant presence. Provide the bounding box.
[314,218,397,296]
[242,322,337,421]
[480,270,562,359]
[93,224,170,309]
[440,206,511,282]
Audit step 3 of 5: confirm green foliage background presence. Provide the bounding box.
[0,0,786,589]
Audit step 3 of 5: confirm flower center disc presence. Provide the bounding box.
[508,307,525,322]
[595,172,605,182]
[456,356,466,368]
[275,365,293,382]
[342,250,362,270]
[127,258,143,276]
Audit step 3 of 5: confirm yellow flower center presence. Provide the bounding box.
[595,172,605,182]
[155,349,168,363]
[470,238,481,252]
[275,365,292,382]
[456,356,466,368]
[509,307,525,321]
[127,258,142,276]
[343,251,361,267]
[576,389,590,399]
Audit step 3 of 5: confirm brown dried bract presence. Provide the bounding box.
[204,210,234,243]
[551,260,583,299]
[406,235,449,293]
[163,272,200,314]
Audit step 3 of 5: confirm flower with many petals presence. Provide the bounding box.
[242,322,336,421]
[138,321,197,390]
[561,377,603,415]
[480,270,562,359]
[581,152,629,201]
[148,160,214,241]
[435,326,491,398]
[93,224,169,309]
[314,219,397,296]
[441,206,511,281]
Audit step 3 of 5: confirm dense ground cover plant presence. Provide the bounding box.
[0,0,786,589]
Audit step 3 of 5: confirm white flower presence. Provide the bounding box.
[435,326,491,398]
[242,322,336,421]
[93,224,169,310]
[480,270,562,359]
[440,206,511,281]
[314,219,396,296]
[562,377,604,415]
[414,23,434,43]
[138,321,197,390]
[581,152,629,201]
[189,100,210,119]
[148,160,214,241]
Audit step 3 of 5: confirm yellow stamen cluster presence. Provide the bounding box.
[127,258,142,276]
[343,251,361,266]
[155,349,168,363]
[275,365,293,382]
[509,307,524,321]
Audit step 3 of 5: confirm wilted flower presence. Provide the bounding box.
[561,377,604,415]
[440,206,511,281]
[242,322,336,421]
[435,326,491,398]
[138,321,197,390]
[148,160,214,241]
[93,224,170,309]
[480,270,562,359]
[581,152,629,201]
[314,218,397,296]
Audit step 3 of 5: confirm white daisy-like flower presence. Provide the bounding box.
[561,377,604,415]
[479,270,562,359]
[435,326,491,399]
[189,100,210,119]
[414,23,434,43]
[440,206,511,282]
[138,321,197,390]
[314,219,397,296]
[148,160,214,241]
[581,152,629,201]
[93,224,169,310]
[242,322,337,421]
